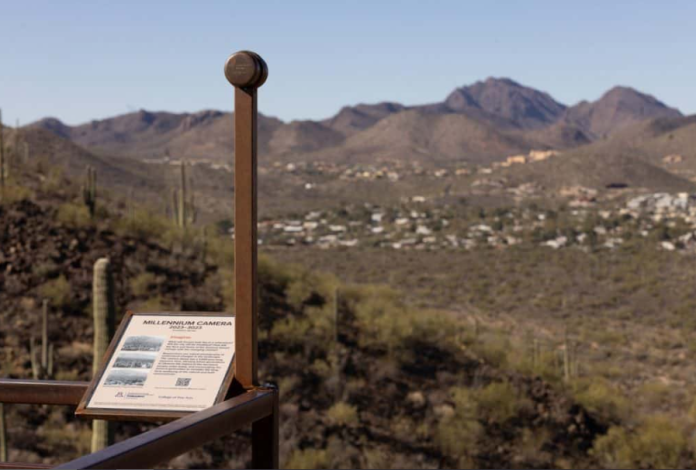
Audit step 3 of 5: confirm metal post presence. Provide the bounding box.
[225,51,267,389]
[252,386,279,469]
[225,51,277,469]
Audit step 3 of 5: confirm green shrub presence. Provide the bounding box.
[327,402,359,426]
[471,332,509,367]
[435,387,483,459]
[39,275,71,308]
[208,234,234,266]
[56,203,91,228]
[593,417,687,469]
[129,272,157,297]
[285,448,330,469]
[631,416,687,469]
[0,181,34,204]
[592,426,633,469]
[574,378,629,422]
[436,416,482,460]
[474,381,530,423]
[115,208,171,241]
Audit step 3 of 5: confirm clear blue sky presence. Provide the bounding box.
[1,1,694,126]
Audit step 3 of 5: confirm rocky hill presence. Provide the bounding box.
[27,80,682,168]
[502,114,696,191]
[441,77,567,129]
[561,86,682,139]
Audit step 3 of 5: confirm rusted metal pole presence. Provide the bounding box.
[224,51,267,390]
[234,85,259,389]
[252,385,279,469]
[225,50,276,470]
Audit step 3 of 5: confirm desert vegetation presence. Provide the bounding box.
[1,139,696,468]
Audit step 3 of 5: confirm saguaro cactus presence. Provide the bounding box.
[0,108,5,194]
[31,300,54,380]
[0,402,7,462]
[82,166,97,218]
[172,160,196,228]
[92,258,116,452]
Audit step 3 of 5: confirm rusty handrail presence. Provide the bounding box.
[0,463,52,469]
[0,380,88,406]
[54,388,277,469]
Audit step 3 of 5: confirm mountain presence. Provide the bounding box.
[504,115,696,192]
[268,120,345,155]
[562,86,682,139]
[21,127,154,190]
[31,110,284,161]
[322,102,406,136]
[27,81,683,168]
[304,109,542,165]
[442,78,567,129]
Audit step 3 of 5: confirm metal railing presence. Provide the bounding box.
[0,51,278,469]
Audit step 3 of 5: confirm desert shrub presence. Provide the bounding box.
[592,425,633,468]
[0,181,34,204]
[285,448,330,469]
[631,416,687,468]
[471,332,509,367]
[515,427,551,466]
[509,342,561,383]
[40,166,66,193]
[208,234,234,266]
[139,295,170,312]
[435,387,483,459]
[361,448,393,469]
[436,417,483,463]
[574,378,629,423]
[327,402,359,426]
[115,208,171,241]
[56,202,91,228]
[271,307,334,358]
[129,271,158,297]
[39,275,71,308]
[474,381,530,423]
[593,417,687,469]
[284,267,338,310]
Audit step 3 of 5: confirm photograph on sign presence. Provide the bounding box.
[76,312,236,420]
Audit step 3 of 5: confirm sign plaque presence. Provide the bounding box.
[76,311,236,421]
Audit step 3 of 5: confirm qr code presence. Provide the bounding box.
[175,378,191,387]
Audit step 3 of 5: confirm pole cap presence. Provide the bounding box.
[224,51,268,89]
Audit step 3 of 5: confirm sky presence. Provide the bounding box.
[1,0,695,126]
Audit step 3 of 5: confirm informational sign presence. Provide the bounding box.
[76,311,236,421]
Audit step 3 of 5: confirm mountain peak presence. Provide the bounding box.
[444,78,567,129]
[30,117,72,139]
[482,77,522,87]
[563,86,682,138]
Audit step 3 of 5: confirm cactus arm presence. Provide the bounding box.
[41,300,48,368]
[0,403,7,462]
[179,161,187,228]
[30,337,39,380]
[47,344,54,378]
[0,108,5,192]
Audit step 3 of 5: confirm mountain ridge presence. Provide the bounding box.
[27,80,682,166]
